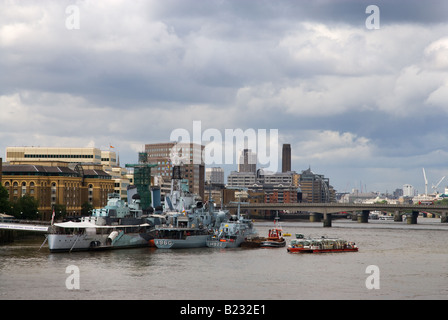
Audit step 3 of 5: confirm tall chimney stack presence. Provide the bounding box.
[282,144,291,172]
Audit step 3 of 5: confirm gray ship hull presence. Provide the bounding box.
[206,237,243,248]
[154,234,209,248]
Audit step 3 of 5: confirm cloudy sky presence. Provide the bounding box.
[1,0,448,194]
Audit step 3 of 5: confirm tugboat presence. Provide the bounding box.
[287,234,358,253]
[259,225,286,248]
[206,202,256,248]
[241,214,285,248]
[47,193,165,252]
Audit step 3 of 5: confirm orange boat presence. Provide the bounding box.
[287,234,358,253]
[260,227,286,247]
[241,216,286,248]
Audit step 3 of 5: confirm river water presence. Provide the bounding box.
[1,219,447,300]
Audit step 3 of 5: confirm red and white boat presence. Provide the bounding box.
[241,216,286,248]
[259,226,286,247]
[287,234,358,253]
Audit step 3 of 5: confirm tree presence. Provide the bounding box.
[11,195,39,220]
[81,202,93,216]
[434,198,448,206]
[0,185,11,214]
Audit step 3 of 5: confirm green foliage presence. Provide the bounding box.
[81,202,93,216]
[0,185,11,214]
[10,194,39,220]
[434,198,448,206]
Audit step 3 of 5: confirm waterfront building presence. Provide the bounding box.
[106,166,132,199]
[227,171,257,188]
[144,142,205,199]
[1,161,113,220]
[4,147,135,201]
[227,170,298,189]
[298,168,335,203]
[262,185,299,204]
[6,147,107,164]
[227,170,301,205]
[101,150,118,167]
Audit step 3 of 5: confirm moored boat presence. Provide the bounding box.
[241,215,285,248]
[153,165,228,249]
[206,205,257,249]
[47,193,164,252]
[259,227,286,247]
[287,234,358,253]
[153,201,226,249]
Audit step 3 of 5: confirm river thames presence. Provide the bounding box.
[1,218,447,301]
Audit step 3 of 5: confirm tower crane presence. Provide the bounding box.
[423,168,428,196]
[432,176,446,194]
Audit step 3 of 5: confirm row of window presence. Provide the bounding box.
[4,181,96,188]
[5,172,80,177]
[24,154,96,159]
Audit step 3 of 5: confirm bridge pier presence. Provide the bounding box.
[441,211,448,223]
[309,212,322,222]
[394,210,402,222]
[351,212,358,221]
[406,211,418,224]
[357,210,369,223]
[323,213,332,227]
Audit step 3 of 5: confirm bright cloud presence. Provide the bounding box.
[1,0,448,193]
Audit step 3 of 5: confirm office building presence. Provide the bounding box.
[238,149,257,173]
[6,147,115,165]
[144,142,205,199]
[226,170,301,204]
[227,171,257,188]
[206,167,224,186]
[299,168,335,203]
[403,184,415,197]
[101,150,118,167]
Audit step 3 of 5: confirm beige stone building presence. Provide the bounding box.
[2,161,113,220]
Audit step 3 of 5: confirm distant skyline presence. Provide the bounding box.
[1,0,448,195]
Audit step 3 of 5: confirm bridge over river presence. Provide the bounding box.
[226,202,448,227]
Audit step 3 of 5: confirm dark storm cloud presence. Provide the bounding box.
[1,0,448,193]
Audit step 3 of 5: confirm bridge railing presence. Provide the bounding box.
[225,202,448,212]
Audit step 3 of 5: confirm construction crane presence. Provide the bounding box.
[432,176,446,194]
[423,168,428,196]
